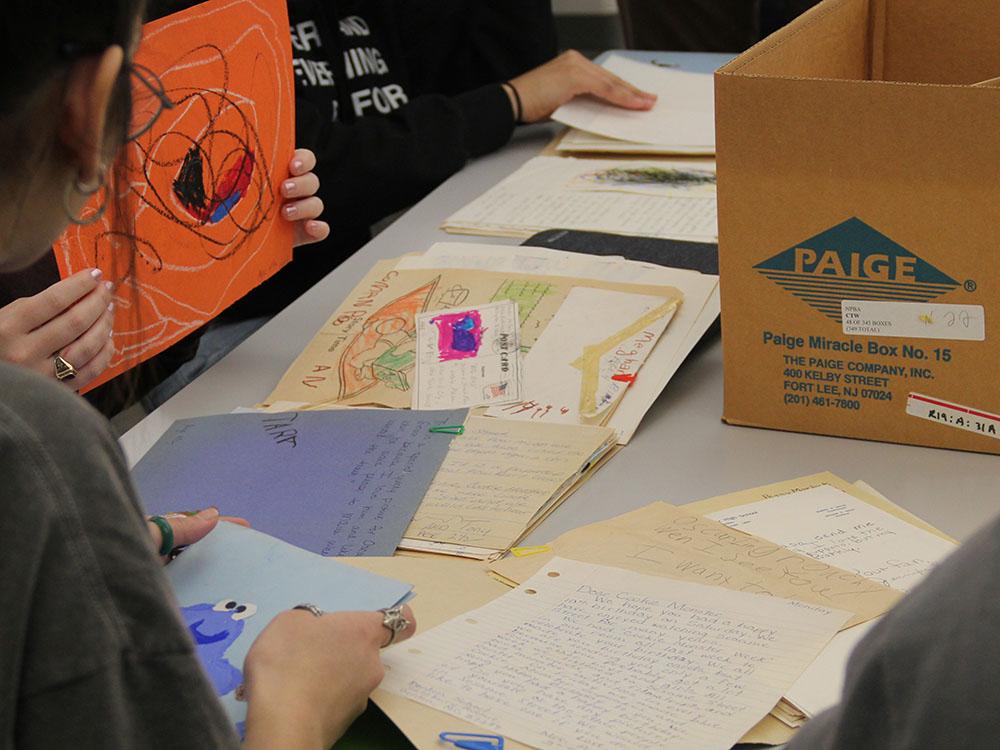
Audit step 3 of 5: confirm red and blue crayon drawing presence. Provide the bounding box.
[431,309,484,361]
[174,147,256,225]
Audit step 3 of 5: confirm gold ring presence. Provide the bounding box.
[54,355,78,381]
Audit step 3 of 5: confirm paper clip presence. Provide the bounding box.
[510,544,552,558]
[429,425,465,435]
[439,732,504,750]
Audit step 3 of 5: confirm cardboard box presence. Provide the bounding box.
[715,0,999,454]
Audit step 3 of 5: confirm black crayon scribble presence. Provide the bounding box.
[94,44,277,270]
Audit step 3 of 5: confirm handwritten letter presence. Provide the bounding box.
[707,484,956,592]
[381,558,849,750]
[490,502,902,627]
[402,418,613,553]
[134,408,466,555]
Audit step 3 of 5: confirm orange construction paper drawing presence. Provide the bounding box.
[53,0,295,392]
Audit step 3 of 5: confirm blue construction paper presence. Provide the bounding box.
[166,522,413,733]
[135,408,467,555]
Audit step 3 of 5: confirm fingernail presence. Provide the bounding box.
[284,204,298,219]
[283,180,297,197]
[107,302,115,314]
[309,220,329,236]
[291,160,304,172]
[90,268,103,280]
[197,506,220,519]
[104,281,113,292]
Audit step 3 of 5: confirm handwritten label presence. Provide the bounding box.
[906,392,999,440]
[261,412,299,447]
[841,300,985,341]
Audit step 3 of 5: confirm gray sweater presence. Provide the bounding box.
[0,363,237,748]
[787,493,1000,748]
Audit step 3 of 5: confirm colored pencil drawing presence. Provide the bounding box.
[580,165,715,187]
[430,309,484,361]
[338,277,440,397]
[491,279,552,324]
[566,164,717,198]
[181,598,257,697]
[53,0,295,392]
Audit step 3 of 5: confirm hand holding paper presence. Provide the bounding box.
[508,49,655,123]
[552,55,715,149]
[167,523,413,732]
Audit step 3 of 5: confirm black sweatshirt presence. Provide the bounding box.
[0,1,556,411]
[229,0,558,317]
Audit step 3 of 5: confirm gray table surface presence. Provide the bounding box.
[123,53,997,548]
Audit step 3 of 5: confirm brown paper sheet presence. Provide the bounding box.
[490,502,901,629]
[266,260,681,408]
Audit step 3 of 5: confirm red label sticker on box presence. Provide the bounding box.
[906,392,999,440]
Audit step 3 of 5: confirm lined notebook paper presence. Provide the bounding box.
[382,558,849,750]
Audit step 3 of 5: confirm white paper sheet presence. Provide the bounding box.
[552,55,715,148]
[381,557,850,750]
[442,156,717,243]
[707,484,957,592]
[485,286,676,424]
[708,484,958,718]
[413,300,521,410]
[397,242,720,442]
[557,126,714,156]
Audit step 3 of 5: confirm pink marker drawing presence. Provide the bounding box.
[430,309,484,361]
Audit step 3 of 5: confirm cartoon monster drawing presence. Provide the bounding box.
[181,599,257,696]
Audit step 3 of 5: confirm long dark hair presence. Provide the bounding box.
[0,1,146,157]
[0,1,148,411]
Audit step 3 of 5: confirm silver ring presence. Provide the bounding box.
[378,606,410,647]
[293,603,324,618]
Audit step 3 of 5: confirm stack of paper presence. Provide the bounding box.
[381,557,849,750]
[689,473,958,722]
[441,155,717,242]
[399,242,719,441]
[167,523,413,732]
[489,495,905,743]
[398,417,616,560]
[134,408,466,556]
[267,243,717,443]
[552,55,715,155]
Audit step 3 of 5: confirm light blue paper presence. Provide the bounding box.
[166,522,413,733]
[134,408,466,555]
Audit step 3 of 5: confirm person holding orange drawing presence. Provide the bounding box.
[0,1,412,747]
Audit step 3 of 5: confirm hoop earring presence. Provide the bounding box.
[64,172,108,226]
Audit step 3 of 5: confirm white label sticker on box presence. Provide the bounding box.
[841,301,985,341]
[906,392,999,441]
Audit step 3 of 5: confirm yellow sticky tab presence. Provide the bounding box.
[510,545,552,558]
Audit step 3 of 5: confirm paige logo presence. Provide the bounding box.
[754,217,959,322]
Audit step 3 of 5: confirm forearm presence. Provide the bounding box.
[242,694,330,750]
